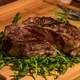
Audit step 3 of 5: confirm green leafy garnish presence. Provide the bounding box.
[0,32,3,50]
[57,5,80,21]
[56,15,69,25]
[0,47,80,80]
[12,12,22,25]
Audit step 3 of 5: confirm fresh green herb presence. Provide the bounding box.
[12,12,22,25]
[57,5,80,21]
[0,48,80,80]
[0,32,3,39]
[56,15,69,25]
[0,51,5,69]
[68,14,80,21]
[0,32,3,50]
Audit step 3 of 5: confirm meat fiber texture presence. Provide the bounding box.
[2,17,80,57]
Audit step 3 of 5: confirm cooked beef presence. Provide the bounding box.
[2,17,80,57]
[23,17,80,56]
[2,24,57,57]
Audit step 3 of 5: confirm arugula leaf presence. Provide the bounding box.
[57,15,69,25]
[12,12,22,25]
[0,51,5,69]
[0,39,80,80]
[0,32,3,50]
[0,32,3,39]
[57,5,80,21]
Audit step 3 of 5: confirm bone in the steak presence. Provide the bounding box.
[2,17,80,57]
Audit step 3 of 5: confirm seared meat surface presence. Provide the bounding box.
[2,23,57,57]
[2,17,80,57]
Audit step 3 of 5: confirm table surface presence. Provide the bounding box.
[0,0,80,31]
[0,0,80,80]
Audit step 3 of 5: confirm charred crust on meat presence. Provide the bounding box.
[2,17,80,57]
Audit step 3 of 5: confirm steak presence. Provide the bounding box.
[2,17,80,57]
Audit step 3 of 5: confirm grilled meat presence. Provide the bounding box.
[2,17,80,57]
[24,17,80,56]
[2,24,57,57]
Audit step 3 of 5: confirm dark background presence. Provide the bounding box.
[0,0,17,6]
